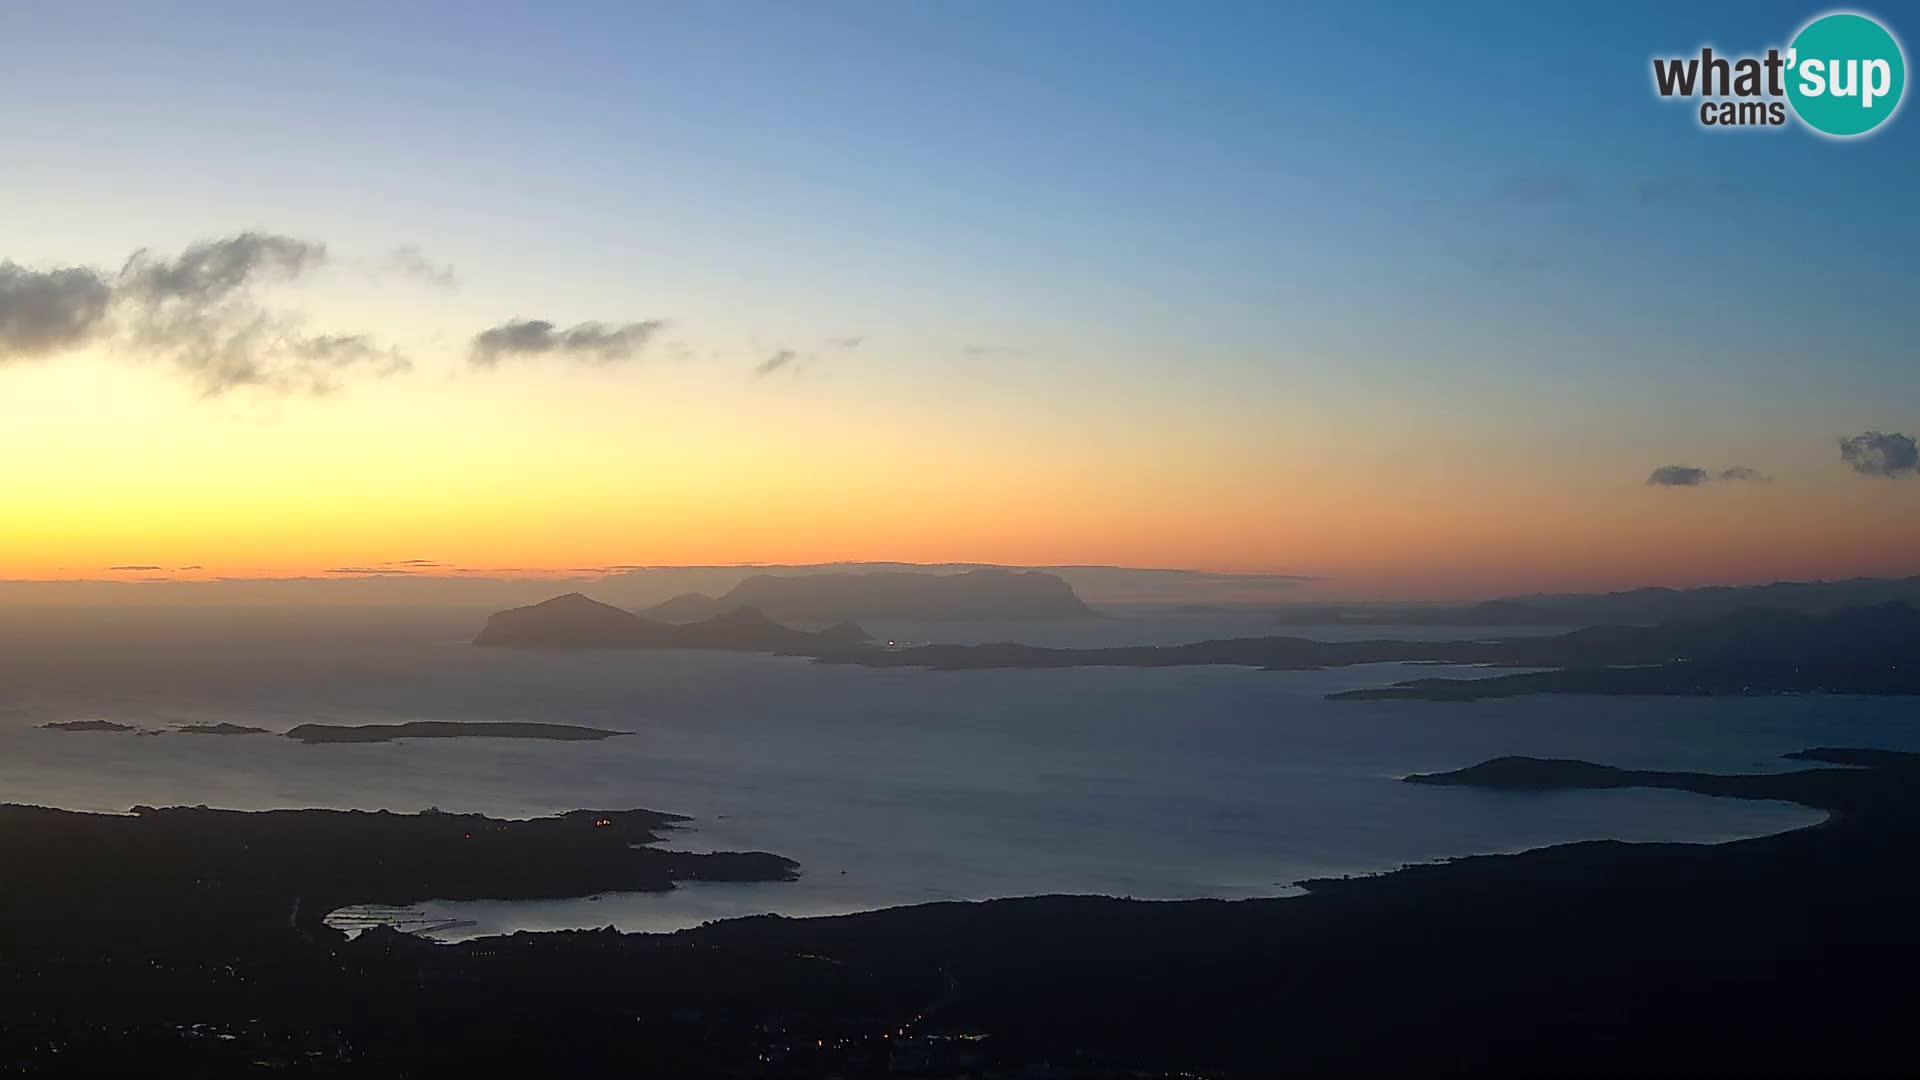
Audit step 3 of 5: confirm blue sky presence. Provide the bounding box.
[1,2,1915,594]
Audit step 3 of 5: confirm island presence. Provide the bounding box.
[643,567,1098,623]
[285,721,628,744]
[41,719,136,732]
[177,722,270,735]
[473,591,870,650]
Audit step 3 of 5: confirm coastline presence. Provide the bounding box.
[5,747,1917,1073]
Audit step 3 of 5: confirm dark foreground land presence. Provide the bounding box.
[5,747,1920,1075]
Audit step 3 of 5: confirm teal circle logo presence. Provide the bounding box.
[1786,12,1906,137]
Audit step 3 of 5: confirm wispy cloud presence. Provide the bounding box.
[753,348,797,377]
[1840,431,1918,477]
[383,246,458,288]
[105,564,165,571]
[469,318,665,367]
[1716,466,1769,483]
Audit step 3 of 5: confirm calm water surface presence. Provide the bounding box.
[1,607,1906,939]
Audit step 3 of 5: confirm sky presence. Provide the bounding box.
[1,1,1916,600]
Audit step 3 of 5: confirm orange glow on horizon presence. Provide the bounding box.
[4,352,1917,601]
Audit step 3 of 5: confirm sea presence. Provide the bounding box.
[3,605,1912,940]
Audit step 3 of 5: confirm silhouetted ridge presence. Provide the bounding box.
[474,595,869,651]
[473,592,662,648]
[1275,574,1920,627]
[806,602,1920,702]
[640,568,1095,623]
[1331,602,1920,701]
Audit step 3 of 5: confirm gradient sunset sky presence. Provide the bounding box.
[2,1,1915,599]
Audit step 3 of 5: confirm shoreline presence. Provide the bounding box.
[406,785,1824,942]
[5,748,1917,1073]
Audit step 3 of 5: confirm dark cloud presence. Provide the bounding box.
[1839,431,1919,477]
[753,348,797,377]
[0,261,113,361]
[118,233,325,304]
[105,564,165,571]
[384,246,458,288]
[113,233,407,396]
[469,318,664,367]
[176,565,204,570]
[3,233,410,397]
[1647,464,1770,487]
[1646,465,1710,487]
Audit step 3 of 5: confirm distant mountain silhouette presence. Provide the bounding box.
[477,592,1920,698]
[817,602,1920,700]
[1520,600,1920,666]
[473,593,651,648]
[1274,574,1920,627]
[472,592,871,651]
[1329,602,1920,701]
[641,569,1095,624]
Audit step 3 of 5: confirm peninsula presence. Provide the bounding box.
[0,801,797,957]
[9,747,1916,1075]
